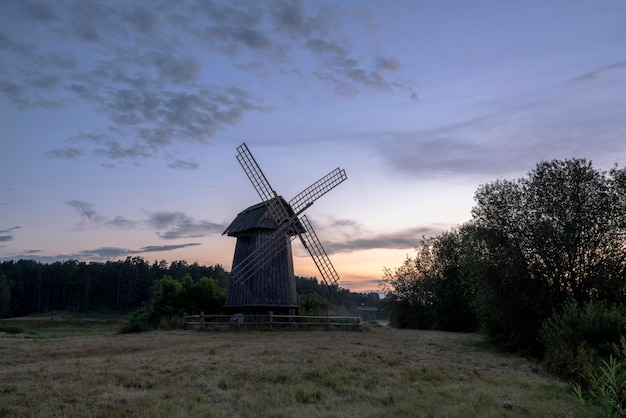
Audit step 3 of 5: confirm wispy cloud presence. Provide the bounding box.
[0,226,21,234]
[66,200,104,224]
[65,200,224,238]
[374,61,626,179]
[305,218,447,254]
[167,156,199,170]
[2,1,412,165]
[0,226,21,243]
[0,242,201,263]
[146,211,225,239]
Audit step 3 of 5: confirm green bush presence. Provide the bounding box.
[120,308,152,333]
[574,338,626,418]
[540,300,624,380]
[120,274,226,333]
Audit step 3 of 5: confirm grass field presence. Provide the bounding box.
[0,322,579,417]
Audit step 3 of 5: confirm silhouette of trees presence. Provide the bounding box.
[384,158,626,355]
[0,257,230,318]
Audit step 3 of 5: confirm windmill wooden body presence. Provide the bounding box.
[222,143,347,315]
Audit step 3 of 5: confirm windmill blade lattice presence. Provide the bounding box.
[229,222,296,285]
[289,168,347,216]
[227,142,345,291]
[236,143,289,225]
[297,215,340,287]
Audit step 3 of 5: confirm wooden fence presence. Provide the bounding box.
[184,311,361,331]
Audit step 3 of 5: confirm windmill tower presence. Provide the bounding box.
[222,143,347,316]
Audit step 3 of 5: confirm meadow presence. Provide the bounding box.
[0,321,579,417]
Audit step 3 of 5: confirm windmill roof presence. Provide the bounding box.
[223,197,303,236]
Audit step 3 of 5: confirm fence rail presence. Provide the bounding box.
[184,311,361,331]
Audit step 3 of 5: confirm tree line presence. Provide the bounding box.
[0,257,382,320]
[0,258,229,318]
[383,158,626,377]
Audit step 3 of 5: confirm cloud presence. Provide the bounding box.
[64,200,224,239]
[305,38,393,96]
[106,216,138,229]
[146,211,225,240]
[66,200,137,229]
[139,243,201,253]
[45,147,84,159]
[0,227,19,245]
[167,157,199,170]
[69,2,105,42]
[77,243,201,259]
[574,60,626,82]
[325,226,444,254]
[122,6,158,34]
[1,0,412,164]
[66,200,104,224]
[10,1,59,22]
[0,243,201,263]
[375,62,626,180]
[305,218,447,254]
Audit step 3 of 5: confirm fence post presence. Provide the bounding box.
[200,311,204,329]
[269,310,273,331]
[325,314,330,331]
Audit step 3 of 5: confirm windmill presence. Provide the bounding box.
[222,143,347,316]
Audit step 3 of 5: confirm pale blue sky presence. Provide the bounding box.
[1,0,625,291]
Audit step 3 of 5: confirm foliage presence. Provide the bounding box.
[471,159,626,353]
[383,158,626,358]
[0,257,230,317]
[122,308,152,333]
[540,300,625,380]
[381,247,436,329]
[382,233,476,331]
[122,274,226,333]
[298,293,331,315]
[0,274,10,318]
[574,338,626,418]
[296,275,381,315]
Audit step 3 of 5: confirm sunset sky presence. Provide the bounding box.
[1,0,625,292]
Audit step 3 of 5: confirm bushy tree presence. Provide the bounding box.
[383,158,626,357]
[299,293,331,315]
[382,244,437,329]
[382,232,478,331]
[471,159,626,352]
[123,274,226,332]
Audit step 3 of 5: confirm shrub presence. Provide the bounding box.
[540,300,624,380]
[120,308,152,333]
[574,338,626,418]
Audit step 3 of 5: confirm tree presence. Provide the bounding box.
[471,159,626,352]
[381,242,437,329]
[382,232,478,331]
[0,274,10,318]
[429,229,477,332]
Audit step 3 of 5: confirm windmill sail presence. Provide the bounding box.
[228,221,296,285]
[236,143,290,225]
[297,215,340,287]
[227,142,345,292]
[289,168,347,216]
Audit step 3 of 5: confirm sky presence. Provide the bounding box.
[1,0,625,293]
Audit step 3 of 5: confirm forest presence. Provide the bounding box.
[0,257,381,320]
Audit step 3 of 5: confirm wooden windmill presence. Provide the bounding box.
[222,143,347,315]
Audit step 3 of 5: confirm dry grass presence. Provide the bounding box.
[0,327,578,417]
